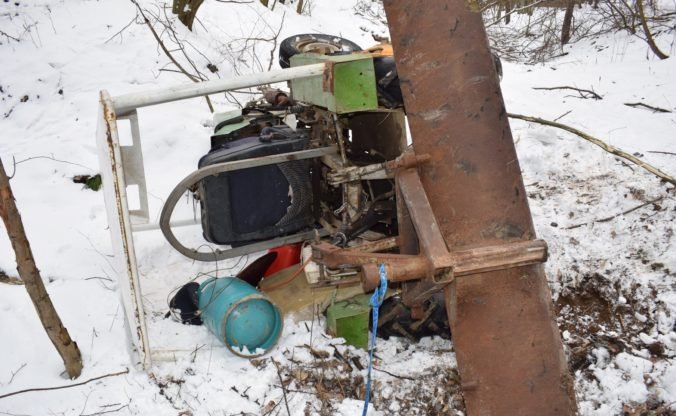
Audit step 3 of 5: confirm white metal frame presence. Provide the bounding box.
[96,64,326,369]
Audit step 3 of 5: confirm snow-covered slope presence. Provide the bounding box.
[1,1,674,415]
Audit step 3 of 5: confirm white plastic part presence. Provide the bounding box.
[302,245,320,284]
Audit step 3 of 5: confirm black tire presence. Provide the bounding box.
[376,292,450,341]
[279,34,362,69]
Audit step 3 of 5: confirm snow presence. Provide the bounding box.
[1,0,675,415]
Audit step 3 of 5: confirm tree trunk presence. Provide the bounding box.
[561,0,575,45]
[635,0,669,59]
[172,0,204,31]
[0,159,83,379]
[504,1,511,25]
[296,0,304,14]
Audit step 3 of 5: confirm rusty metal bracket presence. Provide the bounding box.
[311,165,548,291]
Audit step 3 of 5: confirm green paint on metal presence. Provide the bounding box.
[290,54,378,114]
[326,294,371,350]
[213,110,248,136]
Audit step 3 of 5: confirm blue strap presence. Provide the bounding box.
[362,264,388,416]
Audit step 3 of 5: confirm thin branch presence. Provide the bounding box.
[486,0,547,28]
[565,196,664,229]
[104,15,138,44]
[624,102,672,113]
[0,29,20,42]
[7,363,27,385]
[532,86,602,100]
[373,366,415,380]
[553,110,572,122]
[14,155,94,172]
[267,12,285,71]
[80,402,130,416]
[635,0,669,59]
[647,150,676,156]
[0,369,129,400]
[508,113,676,186]
[271,360,291,416]
[130,0,214,112]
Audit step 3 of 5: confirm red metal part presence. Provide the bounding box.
[383,0,577,414]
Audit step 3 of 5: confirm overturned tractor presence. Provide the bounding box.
[97,1,577,414]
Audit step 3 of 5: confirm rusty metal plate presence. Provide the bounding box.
[382,0,577,414]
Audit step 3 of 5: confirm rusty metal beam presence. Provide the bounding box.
[312,238,547,292]
[383,0,577,414]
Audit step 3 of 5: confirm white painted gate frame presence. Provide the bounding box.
[95,64,325,369]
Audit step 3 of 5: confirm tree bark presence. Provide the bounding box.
[172,0,204,31]
[0,159,83,379]
[561,0,575,45]
[635,0,669,59]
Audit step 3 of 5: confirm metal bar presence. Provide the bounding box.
[96,91,152,369]
[453,239,548,277]
[132,218,199,232]
[397,168,454,281]
[383,0,577,414]
[111,63,326,115]
[159,147,337,262]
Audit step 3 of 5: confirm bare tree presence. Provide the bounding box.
[0,159,83,379]
[635,0,669,59]
[561,0,575,44]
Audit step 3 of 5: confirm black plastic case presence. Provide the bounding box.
[197,129,313,246]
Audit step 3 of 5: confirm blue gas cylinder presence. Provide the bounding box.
[198,277,283,356]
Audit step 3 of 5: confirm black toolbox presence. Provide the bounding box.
[197,127,314,246]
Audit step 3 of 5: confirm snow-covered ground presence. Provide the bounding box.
[1,1,674,415]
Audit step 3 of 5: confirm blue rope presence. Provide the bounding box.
[361,264,388,416]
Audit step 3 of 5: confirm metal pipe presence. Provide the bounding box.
[132,218,199,232]
[111,63,326,115]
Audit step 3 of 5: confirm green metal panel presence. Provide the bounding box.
[326,294,371,350]
[213,110,248,136]
[290,54,378,113]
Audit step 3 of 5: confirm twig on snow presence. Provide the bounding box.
[648,150,676,156]
[130,0,214,112]
[104,15,138,44]
[0,369,129,400]
[508,113,676,186]
[81,401,130,416]
[271,360,291,416]
[532,86,602,100]
[373,366,415,380]
[553,110,572,122]
[624,102,672,113]
[565,196,664,229]
[7,363,27,385]
[13,155,94,173]
[0,29,20,42]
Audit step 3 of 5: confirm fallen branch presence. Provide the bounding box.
[271,360,291,416]
[373,366,415,380]
[0,29,20,42]
[565,196,664,229]
[624,102,672,113]
[104,15,138,44]
[532,86,602,100]
[508,113,676,186]
[0,369,129,400]
[0,159,83,379]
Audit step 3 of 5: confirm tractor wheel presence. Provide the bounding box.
[279,34,362,68]
[376,292,450,341]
